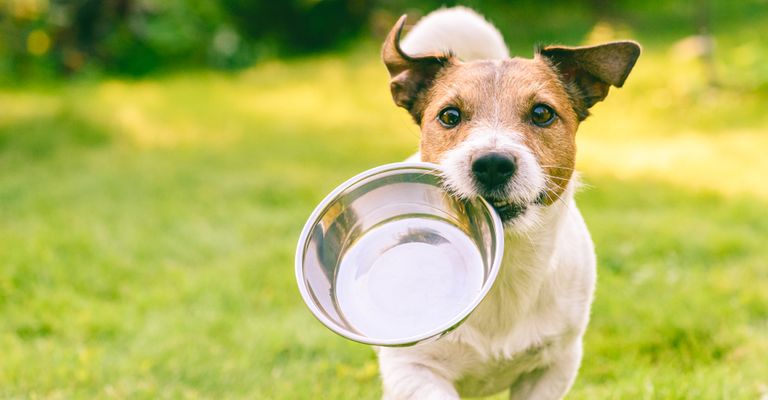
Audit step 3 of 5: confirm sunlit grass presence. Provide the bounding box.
[1,10,767,399]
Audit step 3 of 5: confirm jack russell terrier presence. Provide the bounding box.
[376,7,640,400]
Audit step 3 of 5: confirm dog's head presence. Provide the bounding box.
[383,16,640,230]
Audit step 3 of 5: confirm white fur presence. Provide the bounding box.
[379,8,597,400]
[439,128,549,234]
[439,129,545,203]
[400,6,509,61]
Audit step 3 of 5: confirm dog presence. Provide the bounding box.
[376,7,640,400]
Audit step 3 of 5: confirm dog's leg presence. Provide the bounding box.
[379,359,459,400]
[508,342,583,400]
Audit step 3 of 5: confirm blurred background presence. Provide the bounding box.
[1,0,767,398]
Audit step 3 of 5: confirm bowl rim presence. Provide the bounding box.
[295,161,505,346]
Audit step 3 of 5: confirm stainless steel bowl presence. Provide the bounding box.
[295,162,504,346]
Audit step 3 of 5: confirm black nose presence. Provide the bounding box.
[472,152,516,189]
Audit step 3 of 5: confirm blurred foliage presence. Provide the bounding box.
[0,0,374,79]
[222,0,371,53]
[2,0,753,80]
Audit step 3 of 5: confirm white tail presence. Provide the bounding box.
[400,6,509,61]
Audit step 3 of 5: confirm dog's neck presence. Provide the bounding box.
[504,176,577,260]
[461,176,578,339]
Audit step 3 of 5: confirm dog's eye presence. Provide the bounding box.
[530,104,556,127]
[437,107,461,128]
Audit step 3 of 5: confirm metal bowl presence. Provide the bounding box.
[295,162,504,346]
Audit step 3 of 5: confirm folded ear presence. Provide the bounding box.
[539,41,640,120]
[382,15,454,122]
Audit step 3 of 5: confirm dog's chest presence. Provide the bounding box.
[452,332,559,397]
[446,264,578,396]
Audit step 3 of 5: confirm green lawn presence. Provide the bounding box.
[2,8,768,399]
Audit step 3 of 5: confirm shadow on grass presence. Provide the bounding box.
[0,109,111,160]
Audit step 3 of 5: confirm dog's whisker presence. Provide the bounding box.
[540,177,571,210]
[549,186,571,209]
[539,165,577,172]
[541,173,570,182]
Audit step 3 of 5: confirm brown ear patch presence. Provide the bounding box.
[381,15,455,122]
[538,41,641,120]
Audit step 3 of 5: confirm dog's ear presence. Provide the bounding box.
[382,15,454,122]
[539,41,640,120]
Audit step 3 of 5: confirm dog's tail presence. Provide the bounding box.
[400,6,508,61]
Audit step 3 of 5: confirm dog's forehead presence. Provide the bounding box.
[436,57,563,102]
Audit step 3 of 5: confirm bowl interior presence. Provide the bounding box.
[296,163,503,346]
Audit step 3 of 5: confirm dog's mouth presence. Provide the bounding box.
[485,191,548,222]
[487,198,527,221]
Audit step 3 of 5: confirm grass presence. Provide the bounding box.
[2,4,768,399]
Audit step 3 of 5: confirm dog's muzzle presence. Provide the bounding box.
[471,152,529,221]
